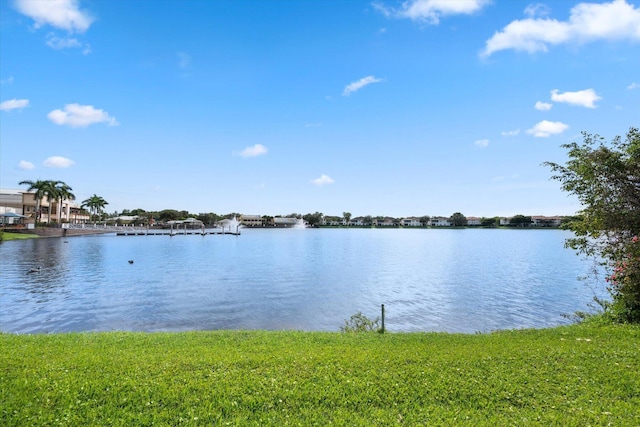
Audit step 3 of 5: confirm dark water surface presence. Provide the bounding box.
[0,228,605,333]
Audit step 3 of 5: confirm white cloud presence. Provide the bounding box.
[46,34,81,49]
[43,156,74,168]
[45,33,90,53]
[482,0,640,57]
[524,3,551,18]
[628,82,640,90]
[501,129,520,137]
[550,88,601,108]
[237,144,268,158]
[535,101,553,111]
[14,0,93,33]
[526,120,569,137]
[0,98,29,111]
[311,174,335,186]
[375,0,491,24]
[19,160,35,170]
[47,104,118,128]
[1,76,14,84]
[475,139,489,147]
[343,76,383,96]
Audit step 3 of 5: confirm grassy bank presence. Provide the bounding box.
[0,231,39,242]
[2,321,639,426]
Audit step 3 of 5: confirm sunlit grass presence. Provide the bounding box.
[1,321,639,426]
[0,231,38,241]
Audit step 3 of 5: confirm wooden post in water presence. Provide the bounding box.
[381,304,385,333]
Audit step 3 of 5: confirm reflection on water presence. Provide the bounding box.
[0,229,606,333]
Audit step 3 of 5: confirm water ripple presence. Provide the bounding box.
[0,229,607,333]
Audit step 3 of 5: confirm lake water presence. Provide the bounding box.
[0,228,606,334]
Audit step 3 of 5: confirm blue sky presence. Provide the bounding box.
[1,0,639,218]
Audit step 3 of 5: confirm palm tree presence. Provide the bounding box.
[18,179,57,225]
[82,194,108,222]
[343,212,352,226]
[40,181,61,223]
[52,181,75,224]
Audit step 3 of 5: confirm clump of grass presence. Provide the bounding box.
[1,322,639,426]
[340,311,381,333]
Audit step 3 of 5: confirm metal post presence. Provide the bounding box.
[381,304,385,333]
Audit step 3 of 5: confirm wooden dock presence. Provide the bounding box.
[116,230,240,236]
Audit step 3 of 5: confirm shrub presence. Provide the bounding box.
[340,312,381,333]
[545,128,640,323]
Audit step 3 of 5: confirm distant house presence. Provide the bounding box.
[531,216,563,227]
[274,217,302,227]
[323,216,346,226]
[0,188,89,225]
[241,214,263,227]
[401,217,422,227]
[350,217,366,226]
[374,217,397,227]
[466,217,482,226]
[430,216,451,227]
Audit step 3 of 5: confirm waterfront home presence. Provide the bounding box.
[323,216,346,226]
[531,216,564,227]
[273,217,300,227]
[374,217,397,227]
[0,188,89,226]
[466,217,482,226]
[430,216,451,227]
[350,217,366,226]
[400,217,422,227]
[240,214,263,227]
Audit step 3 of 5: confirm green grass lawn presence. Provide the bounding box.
[0,231,38,241]
[2,321,639,426]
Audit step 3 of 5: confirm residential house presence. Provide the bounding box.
[350,217,366,226]
[0,189,89,225]
[374,217,397,227]
[240,214,263,227]
[531,216,564,227]
[430,216,451,227]
[466,217,482,226]
[323,216,346,226]
[401,217,422,227]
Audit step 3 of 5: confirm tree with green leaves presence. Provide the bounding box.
[19,179,61,224]
[303,212,324,227]
[82,194,109,222]
[343,212,352,226]
[481,217,498,227]
[18,179,48,224]
[419,215,431,227]
[52,181,75,224]
[545,127,640,323]
[450,212,467,227]
[509,215,532,227]
[157,209,180,222]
